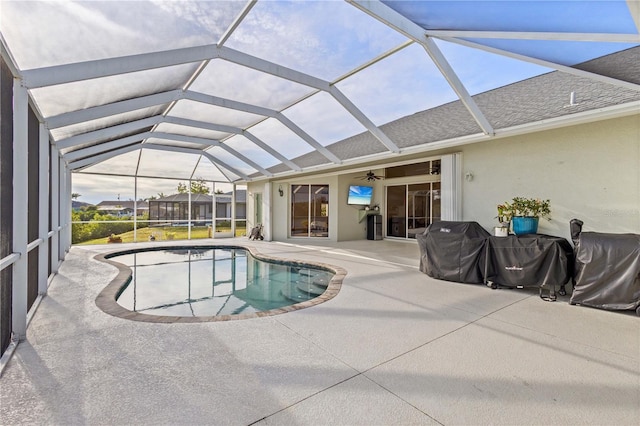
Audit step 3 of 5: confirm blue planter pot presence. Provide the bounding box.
[512,216,539,235]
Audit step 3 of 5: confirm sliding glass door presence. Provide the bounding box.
[291,184,329,238]
[386,182,441,239]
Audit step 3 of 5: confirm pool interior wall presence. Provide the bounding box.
[96,244,346,322]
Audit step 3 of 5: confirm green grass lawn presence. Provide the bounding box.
[77,226,247,245]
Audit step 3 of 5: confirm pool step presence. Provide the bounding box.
[282,280,329,301]
[281,286,314,302]
[297,268,315,277]
[296,282,327,296]
[296,269,329,288]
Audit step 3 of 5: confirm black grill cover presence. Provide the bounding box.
[484,234,573,292]
[417,221,490,284]
[569,219,640,313]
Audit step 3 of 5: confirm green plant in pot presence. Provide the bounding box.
[507,197,551,235]
[494,202,513,236]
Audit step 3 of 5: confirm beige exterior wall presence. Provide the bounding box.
[249,113,639,244]
[459,114,639,242]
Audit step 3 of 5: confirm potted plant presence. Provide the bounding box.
[494,202,513,236]
[502,197,551,235]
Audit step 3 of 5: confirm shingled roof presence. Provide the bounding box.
[262,46,640,176]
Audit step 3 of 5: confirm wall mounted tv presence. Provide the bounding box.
[347,185,373,206]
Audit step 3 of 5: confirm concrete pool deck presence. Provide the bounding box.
[1,238,638,425]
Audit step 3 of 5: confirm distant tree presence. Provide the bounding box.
[177,178,210,195]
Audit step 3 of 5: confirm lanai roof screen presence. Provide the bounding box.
[1,0,638,183]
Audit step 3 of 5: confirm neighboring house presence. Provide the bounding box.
[148,191,247,224]
[95,200,149,217]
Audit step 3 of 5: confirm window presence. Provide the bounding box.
[290,184,329,238]
[385,160,440,179]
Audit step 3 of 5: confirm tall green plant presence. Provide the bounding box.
[497,197,551,221]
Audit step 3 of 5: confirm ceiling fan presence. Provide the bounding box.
[360,170,384,182]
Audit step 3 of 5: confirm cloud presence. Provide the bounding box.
[248,118,313,160]
[336,43,458,126]
[7,0,598,190]
[225,0,406,80]
[72,173,137,205]
[189,59,313,110]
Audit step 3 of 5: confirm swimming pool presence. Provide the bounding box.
[95,245,344,322]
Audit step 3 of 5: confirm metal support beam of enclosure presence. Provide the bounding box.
[38,123,49,295]
[50,149,60,271]
[12,79,28,341]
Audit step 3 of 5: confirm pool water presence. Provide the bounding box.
[110,248,334,317]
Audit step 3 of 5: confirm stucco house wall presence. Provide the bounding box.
[249,113,638,244]
[459,114,639,242]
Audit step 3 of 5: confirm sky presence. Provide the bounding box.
[1,0,637,205]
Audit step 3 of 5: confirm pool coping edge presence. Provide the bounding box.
[94,243,346,323]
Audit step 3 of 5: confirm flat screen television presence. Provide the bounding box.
[347,185,373,206]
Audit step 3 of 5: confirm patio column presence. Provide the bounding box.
[440,153,462,221]
[12,78,28,341]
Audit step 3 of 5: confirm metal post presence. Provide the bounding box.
[59,165,70,255]
[187,181,192,240]
[50,147,59,272]
[65,166,72,253]
[211,183,216,239]
[58,164,66,259]
[133,175,137,242]
[12,78,28,341]
[231,184,236,237]
[38,122,49,294]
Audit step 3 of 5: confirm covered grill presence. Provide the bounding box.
[569,219,640,315]
[417,221,490,284]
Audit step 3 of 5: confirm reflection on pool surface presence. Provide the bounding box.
[110,248,334,317]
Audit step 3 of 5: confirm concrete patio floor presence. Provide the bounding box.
[1,238,638,425]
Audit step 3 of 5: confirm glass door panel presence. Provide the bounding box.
[255,193,263,224]
[310,185,329,237]
[408,183,430,239]
[386,185,406,238]
[291,185,310,237]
